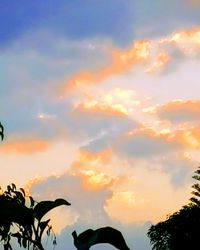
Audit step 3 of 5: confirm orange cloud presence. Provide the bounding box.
[79,169,115,191]
[71,149,113,172]
[0,139,51,154]
[127,122,200,151]
[58,27,200,95]
[174,127,200,149]
[68,149,119,191]
[75,101,128,117]
[59,41,151,93]
[147,52,170,73]
[158,99,200,112]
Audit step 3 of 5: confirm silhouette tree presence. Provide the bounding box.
[72,226,130,250]
[0,184,70,250]
[147,167,200,250]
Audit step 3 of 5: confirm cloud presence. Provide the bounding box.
[0,139,51,154]
[152,99,200,123]
[105,164,191,224]
[59,41,151,92]
[75,101,128,118]
[114,127,182,158]
[174,126,200,149]
[58,27,200,94]
[28,170,113,227]
[146,52,170,73]
[74,88,140,118]
[69,103,135,139]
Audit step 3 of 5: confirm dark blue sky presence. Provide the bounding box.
[0,0,136,46]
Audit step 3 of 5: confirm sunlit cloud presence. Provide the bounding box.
[57,27,200,96]
[74,88,140,117]
[159,27,200,57]
[59,41,151,93]
[146,52,170,74]
[105,165,191,223]
[28,167,113,231]
[75,101,128,117]
[174,127,200,149]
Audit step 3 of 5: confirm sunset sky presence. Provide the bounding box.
[1,1,200,249]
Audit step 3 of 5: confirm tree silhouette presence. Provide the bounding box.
[147,167,200,250]
[72,227,130,250]
[0,184,70,250]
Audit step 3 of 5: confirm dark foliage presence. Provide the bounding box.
[148,167,200,250]
[72,226,130,250]
[0,122,4,140]
[0,184,70,250]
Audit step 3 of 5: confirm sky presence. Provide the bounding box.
[1,1,200,249]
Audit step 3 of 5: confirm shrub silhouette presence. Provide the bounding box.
[0,184,70,250]
[148,167,200,250]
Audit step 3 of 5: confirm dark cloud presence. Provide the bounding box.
[114,128,182,158]
[155,100,200,123]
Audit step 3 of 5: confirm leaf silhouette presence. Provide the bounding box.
[72,227,130,250]
[0,196,33,226]
[0,122,4,141]
[33,198,70,221]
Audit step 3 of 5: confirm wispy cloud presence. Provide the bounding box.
[0,139,51,154]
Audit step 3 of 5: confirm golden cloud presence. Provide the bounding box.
[75,101,128,117]
[74,87,140,118]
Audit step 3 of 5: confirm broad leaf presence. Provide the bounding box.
[33,199,70,221]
